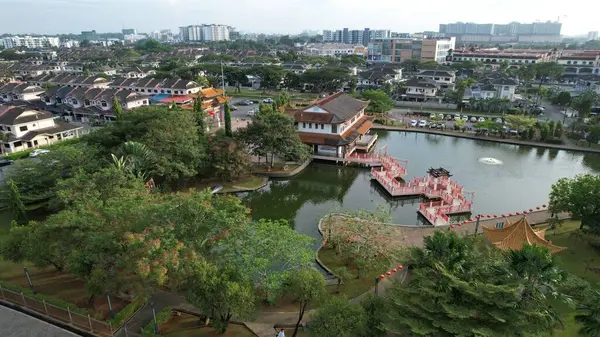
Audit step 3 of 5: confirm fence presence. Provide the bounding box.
[394,101,458,110]
[0,285,114,337]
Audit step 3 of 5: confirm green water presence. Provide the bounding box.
[240,130,600,247]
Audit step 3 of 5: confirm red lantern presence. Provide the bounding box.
[536,206,540,210]
[392,268,397,273]
[450,225,455,229]
[486,215,491,218]
[501,214,505,217]
[476,215,480,219]
[509,213,513,216]
[529,209,533,212]
[379,274,385,279]
[542,204,547,208]
[516,212,520,215]
[523,211,527,214]
[398,265,404,270]
[386,271,391,276]
[493,215,498,218]
[457,223,462,227]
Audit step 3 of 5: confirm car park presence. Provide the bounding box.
[29,149,50,157]
[410,120,418,127]
[418,120,427,128]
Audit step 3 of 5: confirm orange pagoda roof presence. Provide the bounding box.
[482,216,565,254]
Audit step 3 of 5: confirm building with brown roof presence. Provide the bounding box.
[285,92,375,158]
[482,216,565,254]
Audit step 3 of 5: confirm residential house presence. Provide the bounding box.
[416,69,456,90]
[469,73,519,102]
[0,106,82,153]
[39,86,149,121]
[401,78,439,101]
[285,92,376,158]
[119,66,156,78]
[356,66,402,89]
[30,74,110,88]
[0,82,45,103]
[282,63,310,75]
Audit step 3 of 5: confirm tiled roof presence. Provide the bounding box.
[315,92,369,124]
[0,106,54,125]
[404,78,438,88]
[482,216,565,254]
[296,115,373,145]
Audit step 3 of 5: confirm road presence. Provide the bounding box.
[539,99,576,126]
[0,304,80,337]
[229,97,265,119]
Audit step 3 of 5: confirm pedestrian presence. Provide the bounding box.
[275,328,285,337]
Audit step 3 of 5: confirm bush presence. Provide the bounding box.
[110,296,146,328]
[0,279,87,315]
[2,138,81,161]
[141,307,173,336]
[544,137,563,145]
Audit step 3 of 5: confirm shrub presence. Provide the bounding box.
[110,296,146,328]
[2,138,81,161]
[141,307,173,336]
[0,279,87,315]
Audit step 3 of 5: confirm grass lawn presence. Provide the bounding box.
[161,314,256,337]
[544,220,600,336]
[317,248,381,299]
[251,163,302,175]
[572,139,600,150]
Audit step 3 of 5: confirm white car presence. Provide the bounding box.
[429,113,436,119]
[495,118,502,123]
[438,113,444,119]
[418,120,427,128]
[262,98,273,103]
[461,116,469,121]
[29,149,49,157]
[410,120,418,127]
[470,117,478,123]
[246,109,256,116]
[454,114,461,120]
[478,117,485,123]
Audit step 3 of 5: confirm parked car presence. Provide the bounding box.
[418,120,427,128]
[246,109,256,116]
[461,116,469,121]
[495,118,503,123]
[29,149,50,157]
[237,100,253,106]
[478,117,486,123]
[410,120,418,127]
[445,114,453,120]
[438,113,444,119]
[262,98,274,103]
[0,159,13,168]
[454,113,461,120]
[470,117,478,123]
[230,105,238,111]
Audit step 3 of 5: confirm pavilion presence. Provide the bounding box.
[482,216,565,254]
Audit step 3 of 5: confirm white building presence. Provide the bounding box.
[2,36,60,49]
[322,30,334,42]
[179,24,231,42]
[0,82,45,102]
[589,31,599,41]
[0,106,82,154]
[302,43,367,57]
[370,30,391,39]
[60,40,80,48]
[465,73,520,102]
[403,78,439,100]
[416,69,456,89]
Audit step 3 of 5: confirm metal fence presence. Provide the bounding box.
[0,285,114,337]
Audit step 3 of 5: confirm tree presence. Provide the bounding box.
[385,231,564,337]
[207,134,250,181]
[540,123,550,141]
[286,268,327,337]
[6,179,27,225]
[534,62,564,88]
[555,91,572,107]
[220,219,314,300]
[192,98,207,135]
[283,72,301,90]
[181,257,256,333]
[576,289,600,337]
[588,125,600,146]
[517,64,537,83]
[237,110,310,167]
[224,102,233,137]
[360,294,388,337]
[308,296,366,337]
[361,90,393,114]
[300,67,351,93]
[401,59,421,73]
[349,78,357,95]
[249,66,284,93]
[504,114,536,132]
[555,120,564,138]
[456,78,476,105]
[571,89,600,119]
[195,75,209,87]
[333,267,352,293]
[324,209,398,279]
[550,174,600,231]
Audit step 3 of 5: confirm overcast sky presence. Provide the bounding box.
[0,0,597,36]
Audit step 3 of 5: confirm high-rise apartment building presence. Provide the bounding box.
[439,21,562,43]
[342,28,349,44]
[122,29,137,35]
[588,31,599,41]
[323,30,334,42]
[179,24,232,42]
[2,36,60,49]
[367,37,455,64]
[322,28,392,46]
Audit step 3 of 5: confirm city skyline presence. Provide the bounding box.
[1,0,597,37]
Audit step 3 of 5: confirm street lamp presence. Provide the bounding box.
[24,268,35,294]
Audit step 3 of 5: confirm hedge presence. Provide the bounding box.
[2,138,81,161]
[141,307,173,337]
[0,279,87,315]
[110,296,146,329]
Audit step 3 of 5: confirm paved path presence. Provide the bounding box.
[0,304,79,337]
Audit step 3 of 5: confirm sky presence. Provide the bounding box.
[0,0,597,36]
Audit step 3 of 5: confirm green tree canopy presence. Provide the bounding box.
[308,296,367,337]
[361,90,393,114]
[300,67,351,93]
[550,174,600,231]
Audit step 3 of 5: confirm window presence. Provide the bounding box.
[101,100,107,107]
[495,222,504,229]
[84,99,90,106]
[33,140,38,146]
[303,122,306,128]
[321,124,324,130]
[573,61,578,65]
[331,125,338,133]
[13,141,21,147]
[3,143,9,149]
[19,126,28,132]
[0,126,3,131]
[309,123,312,129]
[7,127,11,131]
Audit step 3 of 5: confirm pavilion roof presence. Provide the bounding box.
[482,216,565,254]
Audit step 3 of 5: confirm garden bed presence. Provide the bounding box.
[159,313,257,337]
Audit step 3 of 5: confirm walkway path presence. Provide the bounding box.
[0,304,79,337]
[372,124,600,154]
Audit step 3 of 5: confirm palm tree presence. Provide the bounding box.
[576,289,600,337]
[409,231,475,272]
[111,141,156,180]
[506,244,565,300]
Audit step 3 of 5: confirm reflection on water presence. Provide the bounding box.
[242,131,599,242]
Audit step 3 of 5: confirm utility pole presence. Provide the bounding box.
[220,60,226,96]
